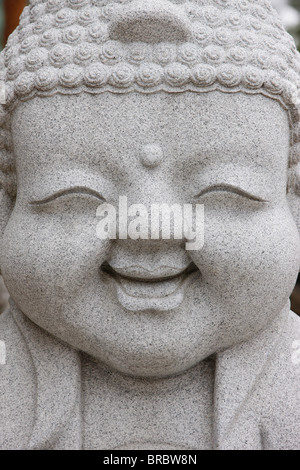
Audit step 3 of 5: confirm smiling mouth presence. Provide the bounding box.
[101,262,198,311]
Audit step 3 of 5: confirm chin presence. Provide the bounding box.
[86,327,212,378]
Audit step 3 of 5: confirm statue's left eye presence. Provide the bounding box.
[194,184,267,203]
[29,187,106,206]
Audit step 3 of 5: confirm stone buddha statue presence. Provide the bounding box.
[0,0,300,450]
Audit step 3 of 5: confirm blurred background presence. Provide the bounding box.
[0,0,299,315]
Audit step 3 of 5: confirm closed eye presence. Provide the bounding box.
[194,184,267,202]
[29,186,106,205]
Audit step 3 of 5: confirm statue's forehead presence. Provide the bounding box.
[12,91,289,162]
[12,92,290,194]
[13,90,288,133]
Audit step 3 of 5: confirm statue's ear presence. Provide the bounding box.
[0,157,15,276]
[0,153,16,241]
[0,100,16,237]
[0,187,14,238]
[287,163,300,235]
[288,191,300,234]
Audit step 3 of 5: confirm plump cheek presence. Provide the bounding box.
[189,204,300,335]
[1,207,111,319]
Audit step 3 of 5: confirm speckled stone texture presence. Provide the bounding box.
[0,0,300,450]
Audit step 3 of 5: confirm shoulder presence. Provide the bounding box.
[0,310,36,449]
[259,311,300,449]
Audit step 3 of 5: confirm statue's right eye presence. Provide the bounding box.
[29,186,106,206]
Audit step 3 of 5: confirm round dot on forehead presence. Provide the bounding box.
[141,144,164,168]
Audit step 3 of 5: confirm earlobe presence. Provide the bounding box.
[0,187,15,274]
[288,191,300,230]
[287,160,300,233]
[287,190,300,273]
[0,187,14,237]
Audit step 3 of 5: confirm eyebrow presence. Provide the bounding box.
[29,186,106,205]
[194,184,268,202]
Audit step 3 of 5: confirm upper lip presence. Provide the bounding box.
[101,262,198,282]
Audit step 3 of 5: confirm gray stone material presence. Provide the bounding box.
[0,0,300,450]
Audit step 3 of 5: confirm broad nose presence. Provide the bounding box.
[96,145,195,270]
[96,193,203,268]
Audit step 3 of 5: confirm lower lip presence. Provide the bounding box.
[107,271,197,312]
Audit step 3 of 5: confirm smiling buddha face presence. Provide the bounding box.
[1,0,300,378]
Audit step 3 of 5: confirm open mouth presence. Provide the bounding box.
[101,261,198,311]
